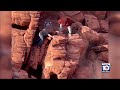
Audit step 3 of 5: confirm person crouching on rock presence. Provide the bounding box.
[58,17,74,37]
[36,18,55,46]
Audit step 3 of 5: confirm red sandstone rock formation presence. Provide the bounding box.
[0,11,109,79]
[84,14,100,32]
[42,34,88,79]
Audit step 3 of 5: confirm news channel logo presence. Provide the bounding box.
[102,63,111,72]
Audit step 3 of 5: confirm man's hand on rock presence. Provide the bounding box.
[47,34,54,40]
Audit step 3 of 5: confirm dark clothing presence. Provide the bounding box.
[58,18,74,27]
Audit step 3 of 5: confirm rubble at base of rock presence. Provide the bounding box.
[9,11,109,79]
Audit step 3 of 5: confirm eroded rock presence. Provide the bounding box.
[84,14,100,32]
[99,33,108,44]
[92,11,107,20]
[9,11,109,79]
[99,20,109,33]
[61,11,84,22]
[81,26,105,45]
[87,50,97,61]
[91,44,108,52]
[97,51,108,62]
[42,34,88,79]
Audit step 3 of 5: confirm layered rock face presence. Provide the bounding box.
[8,11,110,79]
[42,34,88,79]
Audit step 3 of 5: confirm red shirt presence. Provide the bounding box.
[58,17,74,27]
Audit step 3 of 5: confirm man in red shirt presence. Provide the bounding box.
[58,17,74,36]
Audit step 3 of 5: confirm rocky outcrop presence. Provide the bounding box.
[97,51,108,62]
[91,45,108,52]
[81,26,106,45]
[60,11,84,22]
[84,14,100,32]
[92,11,107,20]
[42,34,88,79]
[9,11,109,79]
[99,20,109,33]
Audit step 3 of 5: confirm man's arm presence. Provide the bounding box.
[39,30,44,41]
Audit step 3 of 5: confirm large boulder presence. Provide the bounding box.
[92,11,107,20]
[84,14,100,32]
[81,26,105,45]
[42,34,88,79]
[99,20,109,33]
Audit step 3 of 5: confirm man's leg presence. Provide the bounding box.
[67,26,72,37]
[39,32,44,41]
